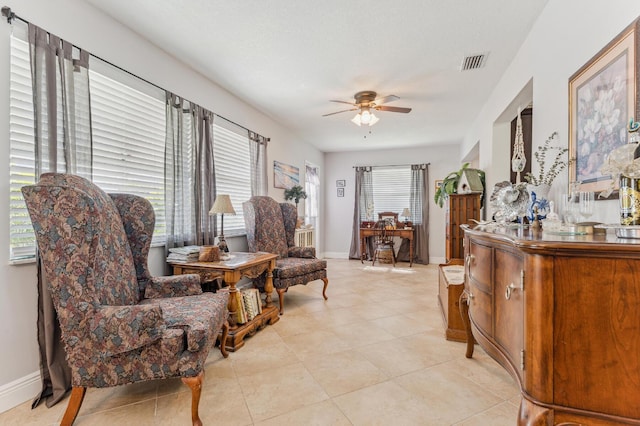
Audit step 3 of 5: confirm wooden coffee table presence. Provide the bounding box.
[169,251,280,351]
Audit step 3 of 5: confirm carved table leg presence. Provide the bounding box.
[459,290,475,358]
[224,273,240,329]
[264,258,275,308]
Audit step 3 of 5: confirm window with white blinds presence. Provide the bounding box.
[8,32,167,260]
[362,166,416,223]
[88,64,166,243]
[8,27,262,260]
[9,32,36,260]
[213,120,252,235]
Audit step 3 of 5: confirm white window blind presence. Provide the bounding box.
[361,166,416,223]
[8,25,264,260]
[89,64,166,244]
[8,31,168,260]
[213,120,252,235]
[9,33,36,260]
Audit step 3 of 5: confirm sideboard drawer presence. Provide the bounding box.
[467,240,492,294]
[468,279,492,337]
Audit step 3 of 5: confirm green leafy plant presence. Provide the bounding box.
[284,185,307,207]
[434,163,485,208]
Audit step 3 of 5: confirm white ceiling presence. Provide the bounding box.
[83,0,548,153]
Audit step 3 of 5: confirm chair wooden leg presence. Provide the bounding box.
[321,277,329,300]
[60,386,86,426]
[277,288,286,315]
[219,320,229,358]
[182,372,204,426]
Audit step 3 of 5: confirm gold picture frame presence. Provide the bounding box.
[568,16,640,198]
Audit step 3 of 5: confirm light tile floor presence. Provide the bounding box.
[0,259,520,425]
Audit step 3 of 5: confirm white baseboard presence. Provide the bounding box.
[322,252,350,259]
[0,371,40,414]
[322,252,444,265]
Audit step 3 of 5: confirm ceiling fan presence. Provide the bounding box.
[322,91,412,126]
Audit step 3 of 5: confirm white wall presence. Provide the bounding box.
[323,145,461,263]
[0,0,323,412]
[463,0,640,223]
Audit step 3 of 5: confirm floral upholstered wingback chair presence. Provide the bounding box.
[243,196,328,314]
[22,173,229,426]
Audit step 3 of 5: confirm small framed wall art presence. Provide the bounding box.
[336,179,346,187]
[337,187,344,197]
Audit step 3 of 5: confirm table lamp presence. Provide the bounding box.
[402,208,412,227]
[209,194,236,252]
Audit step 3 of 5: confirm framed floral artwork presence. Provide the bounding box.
[568,17,640,198]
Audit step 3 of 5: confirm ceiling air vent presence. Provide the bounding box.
[460,53,487,71]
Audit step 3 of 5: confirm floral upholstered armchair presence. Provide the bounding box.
[243,196,328,314]
[22,173,229,426]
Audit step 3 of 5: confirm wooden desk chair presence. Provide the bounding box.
[371,219,396,266]
[378,211,399,228]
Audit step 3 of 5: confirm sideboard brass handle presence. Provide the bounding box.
[505,282,522,300]
[466,254,475,267]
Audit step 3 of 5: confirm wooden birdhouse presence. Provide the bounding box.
[457,169,484,194]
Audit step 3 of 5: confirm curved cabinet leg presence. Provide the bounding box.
[518,397,553,426]
[60,386,86,426]
[459,290,475,358]
[182,371,204,426]
[321,277,329,300]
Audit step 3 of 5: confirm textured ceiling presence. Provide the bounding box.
[83,0,548,152]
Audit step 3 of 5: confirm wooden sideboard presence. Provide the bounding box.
[461,224,640,425]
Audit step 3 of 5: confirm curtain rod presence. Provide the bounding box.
[1,6,267,140]
[352,163,430,168]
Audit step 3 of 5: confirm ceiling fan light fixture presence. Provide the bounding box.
[360,109,372,124]
[351,110,379,127]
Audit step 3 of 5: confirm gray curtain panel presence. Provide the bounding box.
[398,164,429,264]
[28,23,92,408]
[349,166,372,259]
[164,93,217,252]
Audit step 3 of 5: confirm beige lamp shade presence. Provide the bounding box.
[209,194,236,215]
[402,208,411,218]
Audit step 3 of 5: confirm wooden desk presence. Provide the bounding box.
[170,252,279,352]
[359,227,415,267]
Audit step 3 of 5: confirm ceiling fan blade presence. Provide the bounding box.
[376,105,412,113]
[374,95,399,105]
[322,108,358,117]
[329,100,357,106]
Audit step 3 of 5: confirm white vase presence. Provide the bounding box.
[526,183,551,221]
